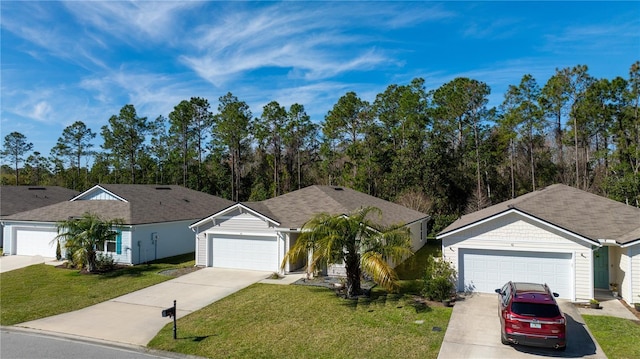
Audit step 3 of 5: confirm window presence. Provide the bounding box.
[105,239,117,253]
[104,231,122,254]
[511,302,560,317]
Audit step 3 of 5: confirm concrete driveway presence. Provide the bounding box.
[17,267,269,346]
[438,293,606,359]
[0,255,55,273]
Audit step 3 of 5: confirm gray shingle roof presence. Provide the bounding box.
[3,184,234,225]
[243,185,429,228]
[439,184,640,245]
[1,186,79,216]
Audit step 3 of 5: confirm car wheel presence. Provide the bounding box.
[556,345,566,352]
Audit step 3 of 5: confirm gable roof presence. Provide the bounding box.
[2,184,234,225]
[242,185,429,229]
[439,184,640,245]
[0,186,78,216]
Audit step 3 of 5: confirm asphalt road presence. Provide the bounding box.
[0,328,198,359]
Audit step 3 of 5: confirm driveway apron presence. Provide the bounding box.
[438,293,607,359]
[17,268,269,346]
[0,255,55,273]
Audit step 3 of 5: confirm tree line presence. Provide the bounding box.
[2,62,639,234]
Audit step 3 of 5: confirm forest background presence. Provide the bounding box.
[2,62,639,235]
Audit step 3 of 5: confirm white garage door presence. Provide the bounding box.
[211,234,277,271]
[460,249,572,299]
[15,228,58,257]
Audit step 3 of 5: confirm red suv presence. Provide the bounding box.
[495,282,566,351]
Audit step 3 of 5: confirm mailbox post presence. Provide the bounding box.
[161,300,177,340]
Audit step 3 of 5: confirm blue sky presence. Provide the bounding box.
[1,1,639,162]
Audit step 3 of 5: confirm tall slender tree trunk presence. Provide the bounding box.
[574,116,579,188]
[510,138,515,198]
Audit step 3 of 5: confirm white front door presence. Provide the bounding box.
[460,249,573,299]
[211,234,278,271]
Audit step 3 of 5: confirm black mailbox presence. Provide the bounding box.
[162,307,175,318]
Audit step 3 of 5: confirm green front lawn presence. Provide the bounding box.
[148,284,452,359]
[396,239,442,280]
[0,253,195,326]
[583,315,640,359]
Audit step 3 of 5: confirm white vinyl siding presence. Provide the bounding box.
[196,231,207,266]
[128,221,195,265]
[442,212,592,301]
[74,190,121,201]
[618,247,630,302]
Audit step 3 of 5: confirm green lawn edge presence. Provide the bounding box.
[582,315,640,359]
[0,253,195,326]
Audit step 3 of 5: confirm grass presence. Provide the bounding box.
[148,283,452,359]
[582,315,640,359]
[0,253,195,326]
[396,239,442,281]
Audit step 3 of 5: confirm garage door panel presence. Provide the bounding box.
[211,234,277,272]
[459,249,572,299]
[16,229,58,257]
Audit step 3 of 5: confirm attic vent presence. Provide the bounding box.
[28,187,46,190]
[333,187,344,191]
[155,187,172,190]
[183,198,190,203]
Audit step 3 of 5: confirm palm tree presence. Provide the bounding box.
[282,206,414,297]
[55,213,123,272]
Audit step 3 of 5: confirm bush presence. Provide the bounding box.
[95,253,116,272]
[55,240,62,261]
[422,255,457,301]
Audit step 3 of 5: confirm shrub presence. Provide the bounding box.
[55,240,62,261]
[422,255,457,301]
[95,253,116,272]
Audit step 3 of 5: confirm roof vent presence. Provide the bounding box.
[155,187,172,190]
[28,187,46,190]
[333,187,344,191]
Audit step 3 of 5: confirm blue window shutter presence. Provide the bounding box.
[116,231,122,255]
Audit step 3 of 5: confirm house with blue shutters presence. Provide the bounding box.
[1,184,233,265]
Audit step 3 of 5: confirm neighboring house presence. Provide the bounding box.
[2,184,233,264]
[437,184,640,304]
[190,185,430,274]
[0,186,79,249]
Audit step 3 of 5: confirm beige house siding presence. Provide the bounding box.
[442,212,593,301]
[631,244,640,305]
[406,220,427,251]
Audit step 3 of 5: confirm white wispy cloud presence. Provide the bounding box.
[542,18,640,55]
[180,2,444,87]
[63,1,200,45]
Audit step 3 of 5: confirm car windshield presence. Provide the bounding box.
[511,302,560,317]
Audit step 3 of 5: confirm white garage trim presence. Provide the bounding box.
[13,227,58,257]
[458,249,574,300]
[207,233,278,272]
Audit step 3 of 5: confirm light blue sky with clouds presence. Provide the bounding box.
[1,1,639,161]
